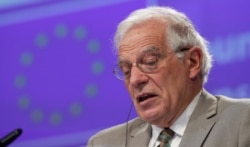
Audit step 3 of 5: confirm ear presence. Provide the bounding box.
[187,47,202,80]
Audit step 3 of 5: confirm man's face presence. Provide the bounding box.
[118,19,195,127]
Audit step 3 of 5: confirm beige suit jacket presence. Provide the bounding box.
[87,89,250,147]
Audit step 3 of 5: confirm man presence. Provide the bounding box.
[87,6,250,147]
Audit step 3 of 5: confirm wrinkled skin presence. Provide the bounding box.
[118,19,203,128]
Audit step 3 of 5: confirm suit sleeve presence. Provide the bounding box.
[86,135,94,147]
[239,103,250,146]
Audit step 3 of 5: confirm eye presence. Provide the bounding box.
[144,58,157,66]
[139,55,159,72]
[119,63,131,77]
[142,56,158,66]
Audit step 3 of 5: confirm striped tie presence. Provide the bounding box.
[157,128,175,147]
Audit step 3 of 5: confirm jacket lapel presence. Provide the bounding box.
[128,118,152,147]
[179,89,218,147]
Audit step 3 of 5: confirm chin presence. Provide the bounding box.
[139,111,161,123]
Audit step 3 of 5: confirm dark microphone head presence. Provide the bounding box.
[0,128,23,147]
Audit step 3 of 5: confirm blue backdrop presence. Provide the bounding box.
[0,0,249,146]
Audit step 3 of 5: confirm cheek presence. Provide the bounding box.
[155,72,184,106]
[161,64,187,87]
[125,82,135,99]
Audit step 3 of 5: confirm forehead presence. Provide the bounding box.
[118,19,168,60]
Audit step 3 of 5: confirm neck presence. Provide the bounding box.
[164,79,203,128]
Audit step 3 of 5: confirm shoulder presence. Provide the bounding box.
[195,90,250,145]
[87,117,147,146]
[214,95,250,143]
[91,117,145,137]
[216,94,250,108]
[202,89,250,106]
[213,94,250,123]
[201,89,250,120]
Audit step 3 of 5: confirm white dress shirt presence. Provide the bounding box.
[148,91,201,147]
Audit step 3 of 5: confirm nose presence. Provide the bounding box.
[129,66,148,90]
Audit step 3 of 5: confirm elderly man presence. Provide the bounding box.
[87,6,250,147]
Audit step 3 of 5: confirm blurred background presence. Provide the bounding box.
[0,0,249,146]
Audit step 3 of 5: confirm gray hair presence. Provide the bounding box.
[114,6,213,84]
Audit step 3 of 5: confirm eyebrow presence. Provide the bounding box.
[118,58,130,65]
[138,46,163,59]
[141,46,161,54]
[117,46,162,64]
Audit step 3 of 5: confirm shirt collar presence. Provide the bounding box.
[170,91,201,136]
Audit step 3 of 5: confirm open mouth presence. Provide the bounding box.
[137,94,157,103]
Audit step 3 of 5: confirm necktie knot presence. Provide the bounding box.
[157,128,175,147]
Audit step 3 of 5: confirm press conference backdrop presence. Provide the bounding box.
[0,0,249,146]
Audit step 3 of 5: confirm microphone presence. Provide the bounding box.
[0,128,23,147]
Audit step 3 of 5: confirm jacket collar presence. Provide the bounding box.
[128,118,152,147]
[127,89,218,147]
[179,89,218,147]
